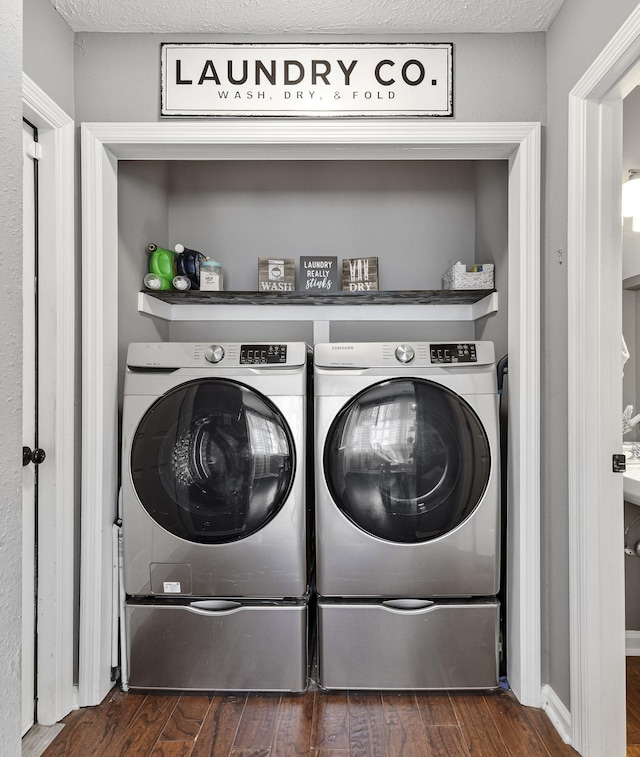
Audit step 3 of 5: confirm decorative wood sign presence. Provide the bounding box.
[342,257,379,292]
[161,43,453,118]
[258,257,295,292]
[298,256,339,293]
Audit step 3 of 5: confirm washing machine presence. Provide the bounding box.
[121,341,310,692]
[314,341,501,690]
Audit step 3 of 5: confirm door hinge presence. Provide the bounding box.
[25,139,42,161]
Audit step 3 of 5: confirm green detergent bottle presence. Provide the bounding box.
[145,243,175,290]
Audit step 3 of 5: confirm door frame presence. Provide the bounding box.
[22,118,38,736]
[22,75,76,725]
[567,6,640,756]
[79,119,541,708]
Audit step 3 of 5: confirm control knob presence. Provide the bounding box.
[395,344,415,364]
[204,344,225,364]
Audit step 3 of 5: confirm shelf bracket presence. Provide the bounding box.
[313,320,331,343]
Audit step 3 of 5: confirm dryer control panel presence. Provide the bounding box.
[314,341,494,369]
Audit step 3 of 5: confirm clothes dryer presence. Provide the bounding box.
[314,341,500,690]
[121,341,310,691]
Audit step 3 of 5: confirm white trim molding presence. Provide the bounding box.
[79,125,120,706]
[22,74,76,725]
[505,122,542,707]
[541,684,572,745]
[79,119,542,708]
[567,6,640,756]
[626,630,640,656]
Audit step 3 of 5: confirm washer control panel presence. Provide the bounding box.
[126,342,305,369]
[429,343,477,364]
[239,344,288,364]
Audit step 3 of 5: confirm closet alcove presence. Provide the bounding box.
[78,120,541,711]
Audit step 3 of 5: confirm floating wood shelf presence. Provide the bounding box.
[141,288,496,306]
[138,289,498,342]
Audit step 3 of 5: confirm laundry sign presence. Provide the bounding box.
[161,43,453,117]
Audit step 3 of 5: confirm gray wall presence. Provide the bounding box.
[73,32,546,123]
[23,0,75,118]
[545,0,640,709]
[117,162,171,407]
[166,160,477,291]
[0,0,24,754]
[475,160,509,354]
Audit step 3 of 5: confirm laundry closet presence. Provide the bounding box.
[78,119,540,706]
[114,153,508,687]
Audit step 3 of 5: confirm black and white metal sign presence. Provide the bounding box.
[161,43,453,118]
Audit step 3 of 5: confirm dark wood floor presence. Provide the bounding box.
[37,654,640,755]
[42,685,579,757]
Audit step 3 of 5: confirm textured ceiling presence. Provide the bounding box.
[49,0,566,34]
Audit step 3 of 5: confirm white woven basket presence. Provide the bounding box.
[442,263,494,290]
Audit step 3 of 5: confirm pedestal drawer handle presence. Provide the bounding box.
[382,599,435,611]
[189,600,242,613]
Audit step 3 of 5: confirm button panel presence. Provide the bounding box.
[240,344,288,364]
[429,343,477,364]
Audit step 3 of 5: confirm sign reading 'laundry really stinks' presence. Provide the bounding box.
[161,43,453,117]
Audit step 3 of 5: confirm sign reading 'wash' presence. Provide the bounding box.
[161,43,453,117]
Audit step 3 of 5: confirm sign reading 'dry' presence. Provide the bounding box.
[161,44,453,118]
[342,257,379,292]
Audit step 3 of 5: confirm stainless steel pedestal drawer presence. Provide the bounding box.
[126,598,308,692]
[318,598,499,691]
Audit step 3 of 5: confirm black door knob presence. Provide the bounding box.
[31,448,46,465]
[23,446,46,466]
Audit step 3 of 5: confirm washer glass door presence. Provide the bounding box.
[324,378,491,543]
[130,378,295,543]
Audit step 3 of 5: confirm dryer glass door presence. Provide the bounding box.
[130,378,295,543]
[324,378,491,543]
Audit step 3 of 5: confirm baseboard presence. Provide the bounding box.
[626,630,640,656]
[540,684,572,745]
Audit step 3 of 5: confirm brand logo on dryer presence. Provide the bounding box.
[331,345,355,350]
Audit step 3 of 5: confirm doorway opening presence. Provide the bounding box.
[22,75,76,727]
[78,120,541,711]
[567,6,640,755]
